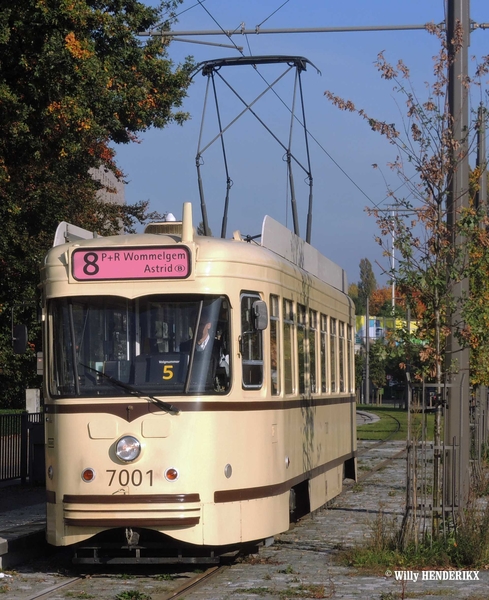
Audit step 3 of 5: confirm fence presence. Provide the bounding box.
[0,412,44,484]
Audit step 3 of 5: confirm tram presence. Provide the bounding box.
[40,201,356,560]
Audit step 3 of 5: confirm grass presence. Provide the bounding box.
[232,585,331,599]
[337,494,489,573]
[357,405,435,442]
[114,592,151,600]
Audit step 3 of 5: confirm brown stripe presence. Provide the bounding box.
[214,451,356,503]
[45,395,355,421]
[63,493,200,504]
[46,490,56,504]
[64,517,200,527]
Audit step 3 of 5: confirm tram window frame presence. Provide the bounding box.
[240,292,264,390]
[309,309,318,394]
[270,294,280,396]
[347,324,354,394]
[330,317,337,393]
[339,321,346,393]
[48,295,231,398]
[320,314,328,394]
[283,298,295,395]
[297,304,306,395]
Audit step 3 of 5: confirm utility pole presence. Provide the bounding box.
[365,296,370,405]
[444,0,471,513]
[475,105,488,452]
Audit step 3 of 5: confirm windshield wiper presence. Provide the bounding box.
[80,363,180,415]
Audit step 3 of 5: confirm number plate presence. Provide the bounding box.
[106,469,153,487]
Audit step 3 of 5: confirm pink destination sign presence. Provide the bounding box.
[72,246,191,281]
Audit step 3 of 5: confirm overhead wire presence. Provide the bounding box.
[174,0,208,20]
[195,0,246,56]
[256,0,292,29]
[192,0,408,217]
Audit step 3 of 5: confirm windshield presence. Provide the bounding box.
[49,295,230,397]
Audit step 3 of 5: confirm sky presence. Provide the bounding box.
[114,0,489,288]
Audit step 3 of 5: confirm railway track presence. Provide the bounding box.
[356,411,402,454]
[17,566,227,600]
[13,451,457,600]
[353,411,405,482]
[23,577,82,600]
[6,420,404,600]
[153,566,227,600]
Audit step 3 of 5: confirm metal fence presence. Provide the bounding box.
[0,412,44,484]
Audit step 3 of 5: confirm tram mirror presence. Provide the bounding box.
[253,301,268,331]
[12,324,28,354]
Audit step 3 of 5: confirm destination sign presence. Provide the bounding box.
[71,246,191,281]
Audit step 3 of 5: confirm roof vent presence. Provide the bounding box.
[144,217,183,236]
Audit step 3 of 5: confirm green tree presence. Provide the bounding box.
[348,282,362,315]
[197,221,213,236]
[369,338,387,403]
[0,1,193,407]
[354,351,364,395]
[357,258,377,314]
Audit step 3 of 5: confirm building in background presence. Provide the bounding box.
[355,315,418,351]
[90,167,125,206]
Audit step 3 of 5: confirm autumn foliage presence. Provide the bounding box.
[0,1,193,406]
[326,24,489,386]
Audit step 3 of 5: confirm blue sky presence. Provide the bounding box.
[114,0,489,287]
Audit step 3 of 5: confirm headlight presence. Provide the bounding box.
[116,436,141,462]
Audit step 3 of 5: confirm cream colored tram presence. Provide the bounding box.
[41,202,356,559]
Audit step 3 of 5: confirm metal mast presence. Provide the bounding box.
[444,0,471,513]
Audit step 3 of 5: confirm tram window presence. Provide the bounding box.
[330,318,337,393]
[339,321,346,393]
[270,295,280,396]
[49,295,231,397]
[297,304,306,394]
[320,314,328,393]
[241,293,264,389]
[309,310,317,394]
[283,299,294,395]
[347,324,354,393]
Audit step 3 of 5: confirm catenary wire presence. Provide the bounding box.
[256,0,293,29]
[196,0,246,56]
[194,0,413,214]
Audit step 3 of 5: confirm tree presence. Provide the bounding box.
[197,221,213,236]
[368,338,387,403]
[0,1,194,407]
[325,22,489,544]
[369,286,391,316]
[326,43,489,386]
[357,258,377,314]
[348,282,362,315]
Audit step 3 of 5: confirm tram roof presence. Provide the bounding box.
[50,208,348,293]
[260,216,347,293]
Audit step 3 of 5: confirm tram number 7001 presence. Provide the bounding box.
[106,469,154,487]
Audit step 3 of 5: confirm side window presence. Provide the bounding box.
[270,295,280,396]
[283,299,294,394]
[347,324,354,394]
[297,304,306,395]
[320,314,328,393]
[330,317,337,393]
[241,294,264,389]
[309,310,317,394]
[339,321,345,393]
